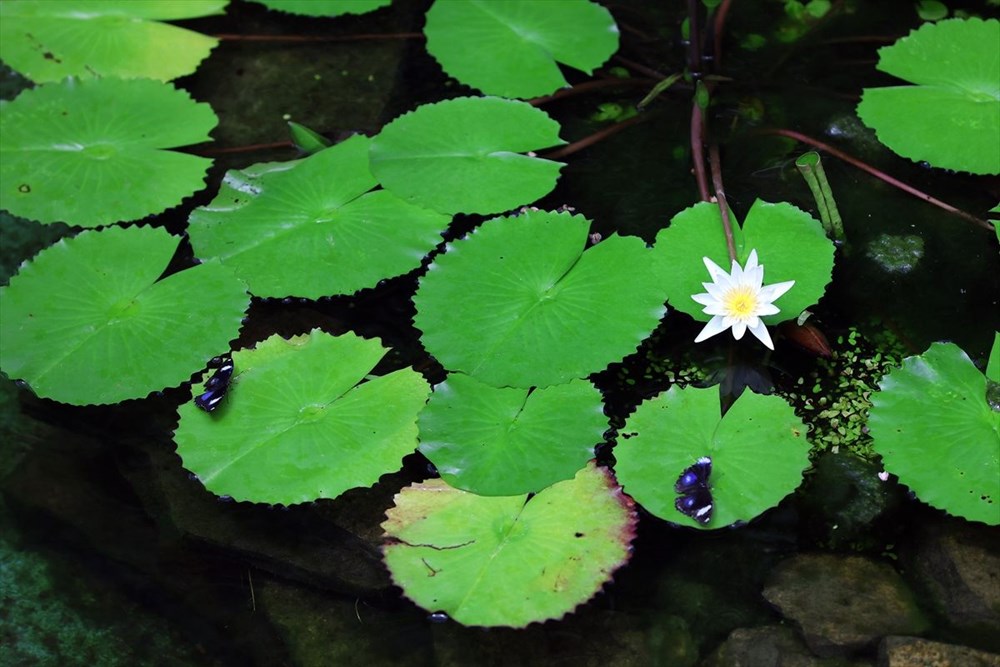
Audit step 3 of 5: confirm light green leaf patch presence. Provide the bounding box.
[369,97,566,215]
[0,78,217,227]
[189,135,449,299]
[0,0,226,83]
[418,374,606,495]
[382,462,636,628]
[0,226,249,405]
[614,386,811,529]
[857,18,1000,174]
[249,0,391,15]
[869,342,1000,525]
[414,209,666,388]
[424,0,619,99]
[175,329,431,505]
[654,200,835,325]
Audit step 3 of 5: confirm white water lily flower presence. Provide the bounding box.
[691,249,795,350]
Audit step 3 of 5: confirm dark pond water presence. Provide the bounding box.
[2,1,998,666]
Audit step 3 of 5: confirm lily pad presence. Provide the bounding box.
[0,77,217,227]
[418,374,605,495]
[381,462,636,627]
[614,385,811,529]
[424,0,619,99]
[413,209,666,388]
[188,135,450,298]
[869,342,1000,525]
[0,226,249,405]
[175,329,430,505]
[248,0,391,16]
[857,18,1000,174]
[654,200,835,325]
[0,0,226,83]
[369,97,566,215]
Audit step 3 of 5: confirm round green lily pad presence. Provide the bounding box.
[189,134,450,298]
[654,200,834,325]
[413,209,666,388]
[869,342,1000,525]
[614,385,811,529]
[0,0,226,83]
[857,18,1000,175]
[369,97,566,215]
[382,462,636,627]
[175,329,431,505]
[248,0,391,16]
[424,0,619,99]
[0,226,249,405]
[418,373,606,495]
[0,77,217,227]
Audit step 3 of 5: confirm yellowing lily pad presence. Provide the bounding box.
[0,0,226,83]
[382,462,636,627]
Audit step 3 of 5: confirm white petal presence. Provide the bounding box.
[756,303,781,317]
[745,249,759,270]
[692,292,715,306]
[748,264,764,292]
[702,256,728,282]
[731,321,747,339]
[694,315,729,343]
[729,257,743,282]
[759,279,795,304]
[702,303,728,316]
[747,319,775,349]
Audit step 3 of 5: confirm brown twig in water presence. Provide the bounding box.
[760,128,992,230]
[527,77,658,106]
[611,54,668,80]
[541,113,652,160]
[195,141,294,156]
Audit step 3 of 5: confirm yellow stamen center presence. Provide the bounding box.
[723,285,758,320]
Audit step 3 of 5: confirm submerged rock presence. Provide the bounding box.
[704,625,874,667]
[762,554,928,657]
[897,517,1000,651]
[865,234,924,274]
[879,636,1000,667]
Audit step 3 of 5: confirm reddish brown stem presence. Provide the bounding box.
[541,114,651,160]
[527,77,658,106]
[760,129,992,230]
[713,0,734,70]
[195,141,294,155]
[691,103,711,202]
[709,144,738,262]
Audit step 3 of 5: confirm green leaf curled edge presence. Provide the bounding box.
[175,329,431,505]
[654,199,835,327]
[189,134,450,298]
[381,462,637,627]
[0,77,217,227]
[0,0,226,83]
[0,225,250,405]
[369,97,566,215]
[869,342,1000,525]
[614,386,811,529]
[414,209,667,388]
[424,0,620,99]
[418,373,606,495]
